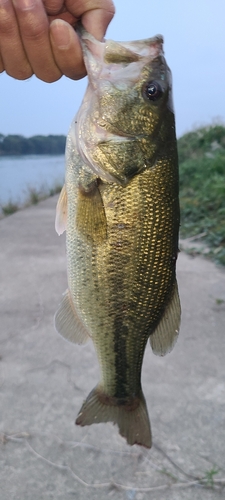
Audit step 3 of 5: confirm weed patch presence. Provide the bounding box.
[178,124,225,265]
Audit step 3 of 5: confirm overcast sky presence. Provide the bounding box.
[0,0,224,138]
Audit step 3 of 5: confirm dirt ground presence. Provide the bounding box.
[0,196,225,500]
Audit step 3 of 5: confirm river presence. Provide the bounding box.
[0,154,65,208]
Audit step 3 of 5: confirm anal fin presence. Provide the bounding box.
[150,279,181,356]
[54,289,90,344]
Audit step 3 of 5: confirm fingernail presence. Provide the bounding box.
[51,20,72,49]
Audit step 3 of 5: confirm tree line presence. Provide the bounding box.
[0,134,66,155]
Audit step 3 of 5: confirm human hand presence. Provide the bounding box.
[0,0,115,82]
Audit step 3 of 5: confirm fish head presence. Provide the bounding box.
[73,28,176,184]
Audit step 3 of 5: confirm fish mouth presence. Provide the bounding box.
[77,23,164,61]
[77,24,164,85]
[98,118,135,142]
[96,118,149,142]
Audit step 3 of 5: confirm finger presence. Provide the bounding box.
[0,0,32,79]
[43,0,64,15]
[64,0,115,39]
[12,0,62,82]
[48,10,77,25]
[81,2,115,40]
[0,53,4,73]
[50,19,86,80]
[81,8,114,41]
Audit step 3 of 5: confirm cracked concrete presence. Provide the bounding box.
[0,196,225,499]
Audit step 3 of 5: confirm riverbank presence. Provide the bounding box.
[0,197,225,500]
[0,182,62,217]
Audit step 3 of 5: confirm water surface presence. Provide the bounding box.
[0,155,65,207]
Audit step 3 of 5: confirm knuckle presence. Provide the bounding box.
[21,18,49,41]
[0,14,16,36]
[44,0,63,15]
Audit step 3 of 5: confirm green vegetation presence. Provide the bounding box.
[202,467,220,488]
[178,124,225,265]
[1,201,19,216]
[28,188,40,205]
[0,183,63,218]
[0,134,66,155]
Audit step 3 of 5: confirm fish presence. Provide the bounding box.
[55,26,181,449]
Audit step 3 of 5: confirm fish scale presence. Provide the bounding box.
[55,27,181,448]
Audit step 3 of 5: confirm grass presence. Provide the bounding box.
[28,188,40,205]
[202,467,220,488]
[49,184,62,196]
[178,123,225,265]
[1,201,19,216]
[157,464,222,491]
[215,298,225,305]
[0,183,63,218]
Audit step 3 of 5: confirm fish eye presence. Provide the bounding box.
[143,80,163,101]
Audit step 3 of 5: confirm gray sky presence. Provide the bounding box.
[0,0,224,138]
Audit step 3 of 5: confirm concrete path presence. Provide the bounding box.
[0,196,225,500]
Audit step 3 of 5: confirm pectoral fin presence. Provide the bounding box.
[150,280,181,356]
[54,289,90,344]
[76,178,107,244]
[55,184,67,235]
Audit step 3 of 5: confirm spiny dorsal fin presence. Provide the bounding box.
[54,289,90,344]
[55,184,67,235]
[150,280,181,356]
[76,180,107,244]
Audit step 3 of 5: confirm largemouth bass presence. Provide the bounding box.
[55,27,181,449]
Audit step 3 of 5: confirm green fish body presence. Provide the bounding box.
[55,29,181,448]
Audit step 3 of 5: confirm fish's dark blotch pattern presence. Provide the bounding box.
[113,316,130,398]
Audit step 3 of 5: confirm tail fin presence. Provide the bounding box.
[75,386,152,448]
